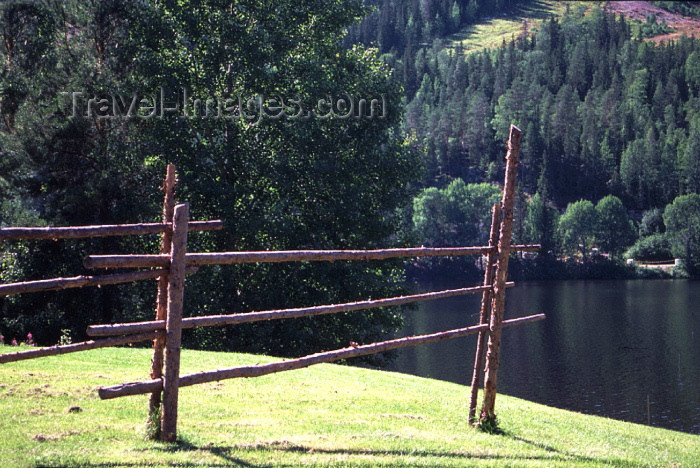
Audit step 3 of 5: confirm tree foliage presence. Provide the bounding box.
[624,234,673,262]
[413,179,500,247]
[395,7,700,211]
[595,195,636,257]
[663,193,700,274]
[557,200,597,259]
[639,208,665,237]
[0,0,420,360]
[523,192,558,256]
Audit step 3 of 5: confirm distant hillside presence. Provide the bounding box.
[625,1,700,42]
[445,1,700,55]
[444,1,568,54]
[347,1,700,100]
[345,0,536,95]
[404,7,700,209]
[347,1,700,209]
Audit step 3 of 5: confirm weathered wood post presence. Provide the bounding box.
[161,202,189,442]
[148,164,177,436]
[480,125,521,425]
[468,203,501,422]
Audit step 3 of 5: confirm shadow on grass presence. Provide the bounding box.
[157,439,261,467]
[130,433,628,467]
[502,432,631,466]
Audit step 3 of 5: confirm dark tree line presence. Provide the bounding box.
[345,0,533,95]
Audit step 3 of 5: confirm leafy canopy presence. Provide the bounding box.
[0,0,420,360]
[595,195,635,257]
[557,200,596,259]
[663,193,700,274]
[413,179,500,247]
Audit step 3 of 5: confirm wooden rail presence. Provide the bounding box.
[82,245,541,269]
[0,332,160,364]
[0,267,199,297]
[86,283,515,337]
[0,220,222,241]
[98,314,546,400]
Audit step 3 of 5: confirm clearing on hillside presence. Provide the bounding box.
[445,0,700,55]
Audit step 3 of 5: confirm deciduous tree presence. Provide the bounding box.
[557,200,596,260]
[595,195,636,257]
[664,193,700,274]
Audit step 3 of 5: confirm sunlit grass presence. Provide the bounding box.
[1,344,698,466]
[445,1,589,54]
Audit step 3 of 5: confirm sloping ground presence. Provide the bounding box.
[0,345,698,466]
[445,0,568,54]
[607,1,700,43]
[446,0,700,55]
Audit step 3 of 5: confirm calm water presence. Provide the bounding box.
[389,279,700,434]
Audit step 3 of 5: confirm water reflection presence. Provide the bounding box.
[390,279,700,434]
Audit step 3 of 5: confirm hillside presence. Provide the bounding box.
[609,1,700,44]
[1,345,698,466]
[446,1,700,55]
[445,0,568,54]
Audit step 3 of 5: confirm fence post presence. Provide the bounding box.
[148,164,177,435]
[161,202,189,442]
[468,203,501,422]
[480,125,521,425]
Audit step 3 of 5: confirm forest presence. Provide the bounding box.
[0,0,419,354]
[402,9,700,206]
[2,1,700,354]
[350,2,700,278]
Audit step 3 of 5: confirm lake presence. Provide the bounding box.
[389,279,700,434]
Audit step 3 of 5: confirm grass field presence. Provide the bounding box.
[1,344,698,466]
[445,0,572,54]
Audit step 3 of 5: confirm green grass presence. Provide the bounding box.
[445,1,591,54]
[1,345,698,466]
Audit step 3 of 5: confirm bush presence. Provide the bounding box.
[624,234,673,261]
[639,14,672,38]
[639,208,665,237]
[664,193,700,275]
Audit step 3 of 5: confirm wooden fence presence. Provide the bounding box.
[0,125,543,441]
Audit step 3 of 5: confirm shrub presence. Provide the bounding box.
[639,208,665,236]
[624,234,673,261]
[664,193,700,275]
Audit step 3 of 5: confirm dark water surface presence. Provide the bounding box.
[389,279,700,434]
